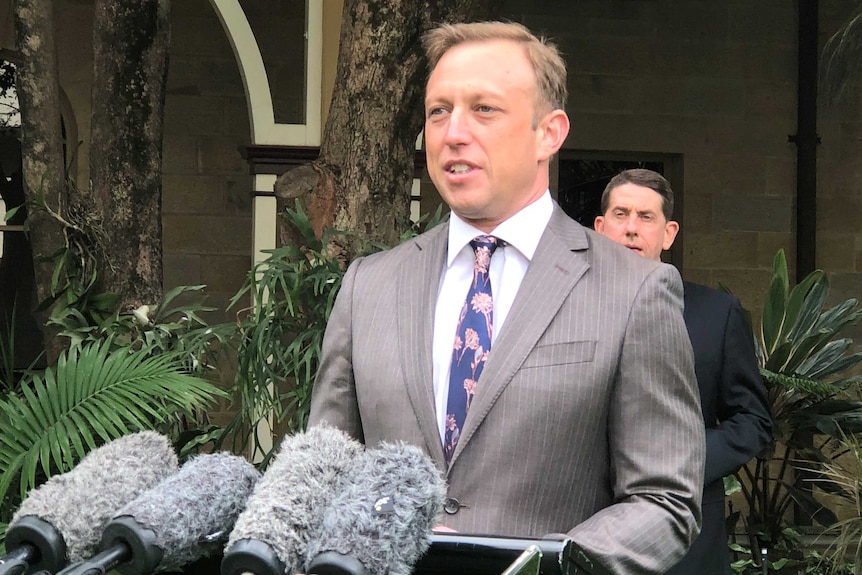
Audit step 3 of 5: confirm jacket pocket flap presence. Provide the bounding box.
[520,340,597,368]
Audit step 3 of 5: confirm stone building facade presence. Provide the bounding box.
[1,0,861,340]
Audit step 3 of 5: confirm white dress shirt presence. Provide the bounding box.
[433,191,554,442]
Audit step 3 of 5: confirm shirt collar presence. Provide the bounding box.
[447,191,554,266]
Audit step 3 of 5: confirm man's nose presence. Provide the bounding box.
[444,109,471,145]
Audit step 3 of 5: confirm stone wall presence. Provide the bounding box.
[162,0,253,323]
[490,1,862,337]
[19,0,862,330]
[501,1,796,315]
[4,0,862,414]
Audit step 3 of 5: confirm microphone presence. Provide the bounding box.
[1,431,179,575]
[221,425,364,575]
[57,452,260,575]
[306,441,447,575]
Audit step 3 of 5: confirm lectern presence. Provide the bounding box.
[179,533,612,575]
[413,533,611,575]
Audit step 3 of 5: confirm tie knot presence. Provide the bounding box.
[469,235,502,273]
[470,235,503,255]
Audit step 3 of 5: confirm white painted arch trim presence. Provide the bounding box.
[208,0,324,268]
[206,1,324,459]
[207,0,322,147]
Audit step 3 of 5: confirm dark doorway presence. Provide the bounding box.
[557,158,665,228]
[555,151,683,268]
[0,129,45,382]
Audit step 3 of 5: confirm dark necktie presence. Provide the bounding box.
[444,235,502,463]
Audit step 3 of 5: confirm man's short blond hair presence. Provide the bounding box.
[422,21,568,117]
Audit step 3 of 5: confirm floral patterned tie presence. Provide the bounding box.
[444,235,502,463]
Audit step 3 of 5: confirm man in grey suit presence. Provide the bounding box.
[595,169,772,574]
[309,21,705,575]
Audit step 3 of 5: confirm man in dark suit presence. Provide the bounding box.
[310,22,706,574]
[595,169,773,575]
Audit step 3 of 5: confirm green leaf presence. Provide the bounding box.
[724,474,742,496]
[89,292,122,313]
[764,340,796,373]
[762,249,790,355]
[781,330,834,375]
[795,338,850,376]
[781,269,824,343]
[787,279,829,343]
[154,285,214,323]
[50,249,70,295]
[3,204,21,222]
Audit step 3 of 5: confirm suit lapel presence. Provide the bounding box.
[398,223,449,466]
[453,208,592,463]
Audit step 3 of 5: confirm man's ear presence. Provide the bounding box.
[537,109,570,161]
[594,216,605,233]
[663,220,680,250]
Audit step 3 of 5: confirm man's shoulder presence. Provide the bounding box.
[586,227,657,263]
[580,224,678,280]
[682,281,748,324]
[352,220,448,268]
[683,281,738,307]
[523,206,665,275]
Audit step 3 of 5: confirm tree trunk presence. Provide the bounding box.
[13,0,69,362]
[274,0,500,261]
[86,0,170,310]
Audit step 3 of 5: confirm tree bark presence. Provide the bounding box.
[274,0,500,261]
[86,0,170,310]
[13,0,69,362]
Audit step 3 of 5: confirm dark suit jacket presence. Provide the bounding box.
[310,207,706,575]
[665,282,773,575]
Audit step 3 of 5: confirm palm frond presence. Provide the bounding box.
[0,338,229,503]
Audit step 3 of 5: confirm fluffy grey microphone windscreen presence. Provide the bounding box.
[104,451,261,574]
[8,431,179,563]
[224,425,364,574]
[306,441,447,575]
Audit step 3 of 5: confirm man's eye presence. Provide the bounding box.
[477,105,494,113]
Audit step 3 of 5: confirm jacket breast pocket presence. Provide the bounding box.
[520,340,597,369]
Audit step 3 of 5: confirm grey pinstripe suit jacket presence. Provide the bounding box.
[309,206,705,575]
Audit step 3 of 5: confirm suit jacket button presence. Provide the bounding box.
[443,497,461,515]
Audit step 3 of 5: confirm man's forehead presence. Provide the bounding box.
[608,200,659,212]
[609,185,663,206]
[611,203,657,214]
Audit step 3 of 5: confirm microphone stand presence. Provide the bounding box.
[0,545,36,575]
[56,542,132,575]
